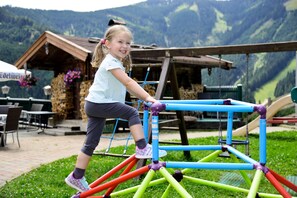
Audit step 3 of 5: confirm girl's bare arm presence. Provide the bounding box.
[111,68,156,103]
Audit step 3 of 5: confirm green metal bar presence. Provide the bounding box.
[247,170,263,198]
[133,169,155,198]
[159,167,193,198]
[230,154,252,187]
[110,177,166,197]
[184,175,283,198]
[182,150,222,174]
[185,175,249,193]
[161,184,172,198]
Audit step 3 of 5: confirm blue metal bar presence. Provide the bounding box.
[227,146,258,164]
[259,118,267,164]
[143,106,149,142]
[226,112,234,145]
[142,67,150,86]
[160,99,225,105]
[166,162,254,170]
[160,99,257,107]
[229,100,258,106]
[159,145,222,151]
[152,115,159,161]
[102,118,120,153]
[136,67,151,110]
[164,103,254,113]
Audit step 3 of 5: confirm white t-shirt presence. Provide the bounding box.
[86,54,127,104]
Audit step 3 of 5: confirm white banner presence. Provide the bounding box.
[0,60,31,82]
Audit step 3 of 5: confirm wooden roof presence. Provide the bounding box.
[15,31,94,70]
[14,31,233,70]
[131,41,297,57]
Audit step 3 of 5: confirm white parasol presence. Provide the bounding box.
[0,60,31,82]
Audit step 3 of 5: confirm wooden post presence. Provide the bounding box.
[136,57,172,170]
[137,56,191,172]
[170,63,190,158]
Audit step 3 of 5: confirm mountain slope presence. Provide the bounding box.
[0,0,296,101]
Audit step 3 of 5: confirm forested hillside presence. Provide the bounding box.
[0,0,296,101]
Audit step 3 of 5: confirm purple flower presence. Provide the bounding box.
[64,69,82,86]
[19,75,37,88]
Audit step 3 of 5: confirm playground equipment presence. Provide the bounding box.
[291,87,297,103]
[235,85,297,136]
[233,94,293,136]
[71,99,297,198]
[266,87,297,125]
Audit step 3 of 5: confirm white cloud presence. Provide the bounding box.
[0,0,146,12]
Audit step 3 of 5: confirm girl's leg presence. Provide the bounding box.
[65,102,106,192]
[77,115,106,169]
[75,152,91,170]
[129,123,145,142]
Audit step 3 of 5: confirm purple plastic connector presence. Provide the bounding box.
[253,163,262,170]
[172,170,183,182]
[143,104,149,111]
[148,162,166,171]
[253,163,269,173]
[254,105,267,119]
[151,102,166,116]
[222,145,228,152]
[223,99,231,105]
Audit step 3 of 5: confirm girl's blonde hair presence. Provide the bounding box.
[91,25,133,71]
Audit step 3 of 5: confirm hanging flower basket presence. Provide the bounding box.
[64,69,82,87]
[19,75,37,87]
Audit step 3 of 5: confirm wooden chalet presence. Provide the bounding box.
[14,31,234,125]
[15,31,236,137]
[13,30,297,154]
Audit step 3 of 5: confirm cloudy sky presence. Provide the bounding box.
[0,0,146,12]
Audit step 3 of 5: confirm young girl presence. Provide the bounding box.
[65,25,166,192]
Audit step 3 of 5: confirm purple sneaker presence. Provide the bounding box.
[65,172,90,192]
[135,144,167,159]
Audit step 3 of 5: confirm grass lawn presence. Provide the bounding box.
[0,131,296,198]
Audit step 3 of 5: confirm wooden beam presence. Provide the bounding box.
[131,41,297,58]
[136,57,171,172]
[47,32,90,61]
[15,31,91,68]
[170,63,190,158]
[15,32,47,68]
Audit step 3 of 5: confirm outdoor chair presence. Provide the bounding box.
[20,103,44,130]
[0,106,23,147]
[0,105,10,114]
[30,103,44,111]
[27,103,44,125]
[20,103,44,125]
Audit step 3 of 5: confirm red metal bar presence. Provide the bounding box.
[267,117,297,124]
[265,171,292,198]
[269,169,297,192]
[267,120,297,124]
[104,158,138,196]
[89,154,136,188]
[270,117,297,120]
[79,166,150,198]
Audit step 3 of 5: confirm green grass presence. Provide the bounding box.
[284,0,297,11]
[0,131,297,197]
